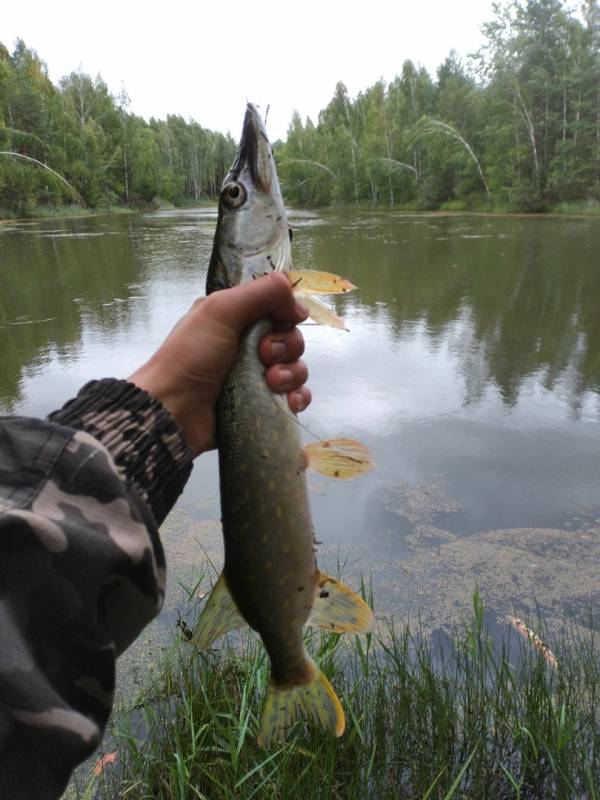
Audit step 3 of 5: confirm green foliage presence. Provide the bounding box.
[0,40,236,216]
[278,0,600,211]
[2,0,599,216]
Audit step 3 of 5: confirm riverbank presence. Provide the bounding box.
[0,204,134,223]
[68,593,600,799]
[0,198,221,224]
[301,198,600,216]
[438,198,600,216]
[3,198,600,224]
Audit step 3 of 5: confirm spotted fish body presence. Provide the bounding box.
[217,318,319,684]
[195,104,372,745]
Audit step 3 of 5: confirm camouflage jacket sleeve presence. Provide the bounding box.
[0,379,193,799]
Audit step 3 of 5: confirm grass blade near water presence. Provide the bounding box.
[87,592,600,799]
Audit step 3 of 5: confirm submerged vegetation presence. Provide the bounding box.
[75,594,600,799]
[2,0,600,217]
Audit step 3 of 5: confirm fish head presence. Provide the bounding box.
[207,103,291,293]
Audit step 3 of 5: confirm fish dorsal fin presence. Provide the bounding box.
[192,572,247,650]
[305,439,374,479]
[257,655,344,746]
[306,572,374,633]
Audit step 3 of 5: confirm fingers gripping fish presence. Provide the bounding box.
[193,103,373,746]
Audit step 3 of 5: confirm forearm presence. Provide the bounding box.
[0,381,193,797]
[0,274,309,795]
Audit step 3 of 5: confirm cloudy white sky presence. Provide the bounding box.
[4,0,497,141]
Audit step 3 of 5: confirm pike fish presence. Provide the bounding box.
[193,103,373,746]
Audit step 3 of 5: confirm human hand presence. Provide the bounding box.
[128,273,311,456]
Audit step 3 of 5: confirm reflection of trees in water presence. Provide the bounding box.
[0,219,144,408]
[465,223,599,414]
[3,213,599,417]
[316,214,600,415]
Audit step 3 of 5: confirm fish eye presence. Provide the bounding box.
[221,181,246,209]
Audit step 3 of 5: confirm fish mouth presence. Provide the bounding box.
[231,103,273,193]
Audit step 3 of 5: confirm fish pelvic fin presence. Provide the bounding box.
[307,572,374,633]
[257,656,344,747]
[296,293,348,330]
[287,270,356,295]
[192,572,247,650]
[305,438,374,479]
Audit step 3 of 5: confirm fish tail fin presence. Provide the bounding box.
[257,657,344,747]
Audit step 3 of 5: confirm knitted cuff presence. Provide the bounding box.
[48,379,193,525]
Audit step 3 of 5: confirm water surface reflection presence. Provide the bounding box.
[1,209,599,636]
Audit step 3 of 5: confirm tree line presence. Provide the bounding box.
[277,0,600,211]
[1,0,599,216]
[0,40,237,215]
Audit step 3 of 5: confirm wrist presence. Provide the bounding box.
[128,365,213,456]
[48,378,193,524]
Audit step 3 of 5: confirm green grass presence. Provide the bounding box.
[81,592,600,799]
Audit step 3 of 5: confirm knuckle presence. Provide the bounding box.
[297,360,309,381]
[294,330,306,356]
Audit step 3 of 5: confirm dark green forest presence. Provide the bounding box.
[0,42,237,216]
[280,0,600,211]
[1,0,599,216]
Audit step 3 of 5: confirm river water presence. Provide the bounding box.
[1,208,599,642]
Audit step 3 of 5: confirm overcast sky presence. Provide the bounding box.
[3,0,497,142]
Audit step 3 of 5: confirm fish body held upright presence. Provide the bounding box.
[194,103,373,746]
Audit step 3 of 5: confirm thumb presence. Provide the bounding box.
[207,273,309,333]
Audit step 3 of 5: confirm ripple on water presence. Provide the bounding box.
[36,231,109,238]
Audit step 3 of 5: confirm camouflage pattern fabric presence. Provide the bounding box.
[0,380,193,798]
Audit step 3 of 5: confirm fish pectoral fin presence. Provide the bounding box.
[307,572,374,633]
[305,438,374,479]
[296,293,348,330]
[192,572,247,650]
[287,270,356,295]
[257,656,344,747]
